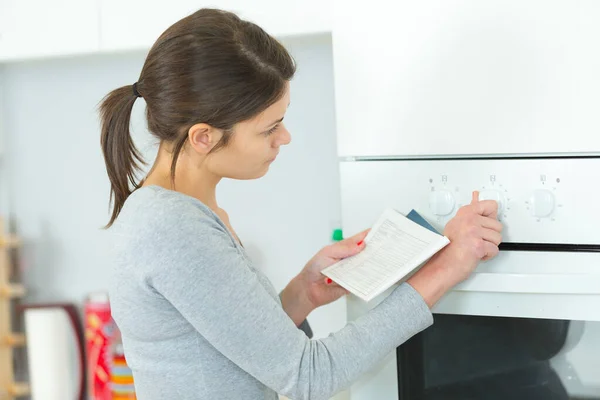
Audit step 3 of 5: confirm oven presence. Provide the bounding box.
[330,1,600,398]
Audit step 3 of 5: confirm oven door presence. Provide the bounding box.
[397,315,600,400]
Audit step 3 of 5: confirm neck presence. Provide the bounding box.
[144,143,221,211]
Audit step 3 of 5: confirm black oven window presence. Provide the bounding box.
[397,314,599,400]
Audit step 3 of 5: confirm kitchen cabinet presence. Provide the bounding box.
[0,0,100,62]
[332,0,600,157]
[99,0,333,52]
[0,0,332,62]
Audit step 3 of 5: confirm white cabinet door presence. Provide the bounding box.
[226,0,332,38]
[332,0,600,157]
[100,0,332,52]
[0,0,100,62]
[99,1,200,52]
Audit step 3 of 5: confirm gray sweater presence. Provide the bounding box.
[108,186,433,400]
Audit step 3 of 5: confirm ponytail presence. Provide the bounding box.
[99,85,145,228]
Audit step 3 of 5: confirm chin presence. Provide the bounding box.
[228,167,269,181]
[252,168,270,180]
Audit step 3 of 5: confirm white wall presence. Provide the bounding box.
[1,33,347,339]
[0,65,9,215]
[0,65,4,155]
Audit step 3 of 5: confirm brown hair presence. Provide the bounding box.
[99,8,296,227]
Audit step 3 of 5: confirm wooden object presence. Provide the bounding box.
[0,218,28,399]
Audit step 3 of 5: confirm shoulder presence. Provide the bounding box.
[108,187,250,295]
[110,186,236,260]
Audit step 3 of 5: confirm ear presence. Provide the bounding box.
[187,123,222,155]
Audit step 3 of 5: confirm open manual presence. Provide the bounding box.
[322,208,450,302]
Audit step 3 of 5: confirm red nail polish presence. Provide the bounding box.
[326,278,332,285]
[357,240,364,246]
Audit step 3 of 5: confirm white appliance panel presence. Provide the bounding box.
[339,158,600,321]
[332,0,600,157]
[340,158,598,245]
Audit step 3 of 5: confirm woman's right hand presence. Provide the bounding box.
[440,190,503,284]
[407,191,503,307]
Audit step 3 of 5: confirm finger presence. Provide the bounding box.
[474,199,499,218]
[326,229,370,259]
[326,238,366,259]
[482,241,499,261]
[480,227,502,246]
[324,277,350,294]
[346,228,370,244]
[471,190,479,205]
[479,215,503,232]
[333,285,350,297]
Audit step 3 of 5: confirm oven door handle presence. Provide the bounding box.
[454,272,600,294]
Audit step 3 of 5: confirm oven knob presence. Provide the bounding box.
[529,189,555,218]
[479,189,506,214]
[429,190,455,216]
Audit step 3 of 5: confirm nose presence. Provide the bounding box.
[276,125,291,146]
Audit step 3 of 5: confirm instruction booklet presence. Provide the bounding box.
[321,208,450,302]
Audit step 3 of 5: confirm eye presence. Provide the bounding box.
[264,124,280,136]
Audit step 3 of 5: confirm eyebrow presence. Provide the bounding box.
[264,103,290,128]
[265,117,284,128]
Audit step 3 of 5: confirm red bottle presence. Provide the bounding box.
[84,292,136,399]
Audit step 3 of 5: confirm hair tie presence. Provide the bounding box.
[132,82,141,98]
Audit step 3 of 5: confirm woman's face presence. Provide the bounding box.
[206,83,291,180]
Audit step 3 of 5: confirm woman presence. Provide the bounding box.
[100,8,502,400]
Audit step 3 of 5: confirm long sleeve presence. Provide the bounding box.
[142,204,433,400]
[279,292,314,338]
[297,318,313,338]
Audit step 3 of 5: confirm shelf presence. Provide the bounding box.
[8,382,30,397]
[0,284,25,298]
[1,333,25,347]
[0,236,20,249]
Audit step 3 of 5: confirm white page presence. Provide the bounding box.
[322,208,450,302]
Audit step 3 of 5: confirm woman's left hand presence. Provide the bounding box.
[280,229,369,326]
[299,229,369,308]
